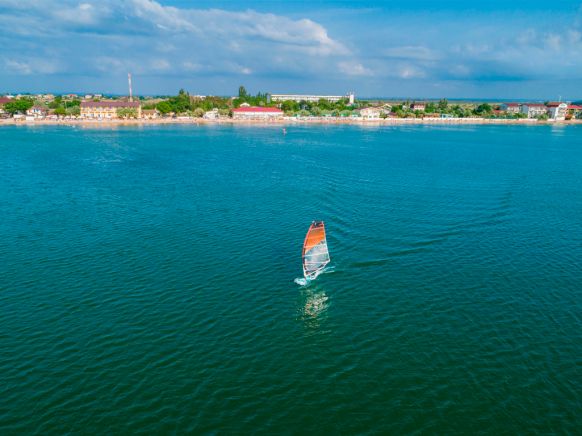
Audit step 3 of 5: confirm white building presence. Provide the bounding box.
[500,103,521,114]
[270,92,355,105]
[546,102,568,121]
[520,103,547,118]
[26,106,48,118]
[232,106,283,120]
[358,107,386,119]
[203,109,219,120]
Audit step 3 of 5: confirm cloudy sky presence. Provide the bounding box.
[1,0,581,98]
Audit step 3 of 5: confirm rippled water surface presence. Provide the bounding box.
[1,124,581,433]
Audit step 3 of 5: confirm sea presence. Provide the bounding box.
[1,124,581,434]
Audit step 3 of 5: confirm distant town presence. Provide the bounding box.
[1,82,581,123]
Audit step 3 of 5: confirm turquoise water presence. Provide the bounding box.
[1,124,581,434]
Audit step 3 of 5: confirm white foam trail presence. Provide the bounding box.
[294,277,310,286]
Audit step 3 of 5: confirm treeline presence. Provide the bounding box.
[48,96,81,116]
[142,86,363,117]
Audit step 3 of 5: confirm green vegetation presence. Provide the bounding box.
[48,96,81,117]
[153,89,232,115]
[4,98,34,115]
[117,108,138,119]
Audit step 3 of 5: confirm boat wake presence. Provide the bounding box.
[294,266,335,287]
[294,277,310,286]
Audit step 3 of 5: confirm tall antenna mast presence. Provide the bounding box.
[128,73,133,102]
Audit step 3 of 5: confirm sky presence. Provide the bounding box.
[1,0,581,99]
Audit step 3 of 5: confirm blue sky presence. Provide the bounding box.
[1,0,581,99]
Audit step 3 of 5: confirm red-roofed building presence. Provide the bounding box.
[568,104,582,119]
[80,100,141,119]
[410,102,426,111]
[232,106,283,120]
[0,97,11,115]
[546,102,568,120]
[520,103,547,118]
[500,102,520,114]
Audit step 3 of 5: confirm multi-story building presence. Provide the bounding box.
[80,101,142,119]
[26,106,48,118]
[520,103,547,118]
[410,102,426,111]
[546,102,568,121]
[270,93,355,105]
[358,107,388,119]
[500,103,521,114]
[232,106,283,120]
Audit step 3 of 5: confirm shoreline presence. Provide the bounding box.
[1,117,581,127]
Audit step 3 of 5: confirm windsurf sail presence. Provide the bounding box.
[302,221,330,280]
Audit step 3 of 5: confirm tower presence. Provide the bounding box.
[128,73,133,102]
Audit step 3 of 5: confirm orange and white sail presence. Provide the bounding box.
[302,221,330,280]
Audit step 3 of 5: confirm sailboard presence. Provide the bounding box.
[302,221,330,280]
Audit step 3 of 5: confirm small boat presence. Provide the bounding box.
[302,221,331,280]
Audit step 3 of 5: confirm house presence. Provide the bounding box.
[568,104,582,118]
[232,106,284,120]
[80,101,142,119]
[546,102,568,121]
[358,107,385,119]
[26,106,48,118]
[520,103,547,118]
[410,102,426,111]
[0,97,11,115]
[203,109,219,120]
[500,103,521,114]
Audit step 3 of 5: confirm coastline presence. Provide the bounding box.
[1,117,581,127]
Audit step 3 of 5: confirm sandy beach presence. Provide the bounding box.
[1,117,581,127]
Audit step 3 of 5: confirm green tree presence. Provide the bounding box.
[156,101,172,114]
[66,106,80,116]
[238,85,248,98]
[54,107,66,116]
[193,108,205,117]
[4,98,34,115]
[116,108,138,118]
[475,103,492,115]
[437,99,448,112]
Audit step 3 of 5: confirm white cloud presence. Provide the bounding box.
[4,58,59,75]
[398,65,425,79]
[338,61,373,76]
[383,46,439,61]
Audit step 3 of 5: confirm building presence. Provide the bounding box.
[0,97,11,115]
[520,103,547,118]
[500,103,521,114]
[203,109,219,120]
[142,109,159,119]
[26,106,48,118]
[270,92,355,104]
[410,102,426,111]
[232,106,283,120]
[546,102,568,121]
[80,101,142,119]
[358,107,386,119]
[568,104,582,118]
